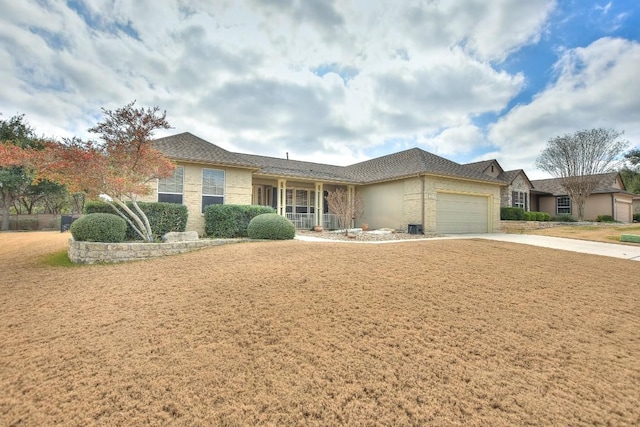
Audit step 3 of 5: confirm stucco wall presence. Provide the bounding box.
[358,180,404,230]
[536,193,634,221]
[359,176,502,233]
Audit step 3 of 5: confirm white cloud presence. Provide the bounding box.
[0,0,555,166]
[488,37,640,178]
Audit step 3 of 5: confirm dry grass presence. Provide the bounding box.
[523,223,640,245]
[1,232,639,426]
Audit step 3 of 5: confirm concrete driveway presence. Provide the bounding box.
[453,234,640,262]
[296,232,640,261]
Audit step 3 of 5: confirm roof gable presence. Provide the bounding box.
[346,148,505,184]
[152,132,256,168]
[464,159,503,178]
[499,169,533,188]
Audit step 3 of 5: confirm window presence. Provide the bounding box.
[285,188,316,213]
[557,196,571,214]
[296,189,308,213]
[158,166,184,204]
[202,168,225,213]
[512,191,528,210]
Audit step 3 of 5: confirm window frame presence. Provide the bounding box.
[158,166,184,204]
[556,196,571,215]
[201,168,225,213]
[512,191,528,210]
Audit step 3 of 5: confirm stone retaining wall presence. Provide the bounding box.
[499,221,565,232]
[68,237,249,264]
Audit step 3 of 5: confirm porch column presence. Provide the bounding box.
[277,179,286,217]
[315,182,324,226]
[348,185,355,229]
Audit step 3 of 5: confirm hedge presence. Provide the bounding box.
[500,207,525,220]
[633,213,639,222]
[70,213,127,242]
[247,213,295,240]
[85,201,188,240]
[553,213,578,222]
[205,204,276,238]
[595,214,615,222]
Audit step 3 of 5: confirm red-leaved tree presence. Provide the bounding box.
[32,102,175,241]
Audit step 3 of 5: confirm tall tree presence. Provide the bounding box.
[0,115,39,231]
[32,102,175,241]
[326,188,364,235]
[621,148,640,194]
[535,128,629,220]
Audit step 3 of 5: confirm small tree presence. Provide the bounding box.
[0,115,40,230]
[326,188,364,235]
[32,102,175,241]
[535,128,628,220]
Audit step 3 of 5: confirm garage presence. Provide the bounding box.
[615,199,632,223]
[436,192,489,234]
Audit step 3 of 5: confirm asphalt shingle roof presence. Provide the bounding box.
[463,159,498,175]
[238,153,356,182]
[531,172,629,195]
[153,133,506,185]
[345,148,505,184]
[152,132,256,168]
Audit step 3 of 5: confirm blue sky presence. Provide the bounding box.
[1,0,638,179]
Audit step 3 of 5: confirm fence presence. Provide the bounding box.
[6,214,80,231]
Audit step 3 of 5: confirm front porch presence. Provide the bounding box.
[252,179,352,230]
[285,213,340,230]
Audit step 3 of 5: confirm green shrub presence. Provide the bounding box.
[634,213,640,222]
[535,211,546,221]
[596,214,615,222]
[501,207,525,220]
[523,211,533,221]
[70,213,127,242]
[85,201,188,240]
[205,204,276,238]
[554,213,578,222]
[541,212,551,221]
[247,213,295,240]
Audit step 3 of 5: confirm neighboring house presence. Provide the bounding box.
[530,172,635,222]
[149,132,507,235]
[464,160,533,211]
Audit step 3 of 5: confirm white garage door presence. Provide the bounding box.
[436,193,489,234]
[615,201,631,223]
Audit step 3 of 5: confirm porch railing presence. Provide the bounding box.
[285,213,340,230]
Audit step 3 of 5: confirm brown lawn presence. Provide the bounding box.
[1,232,639,426]
[522,223,640,246]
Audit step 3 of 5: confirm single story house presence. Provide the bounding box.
[148,133,637,235]
[529,172,636,222]
[148,132,508,235]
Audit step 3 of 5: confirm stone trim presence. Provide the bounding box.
[68,237,249,264]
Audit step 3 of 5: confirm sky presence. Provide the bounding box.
[1,0,639,179]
